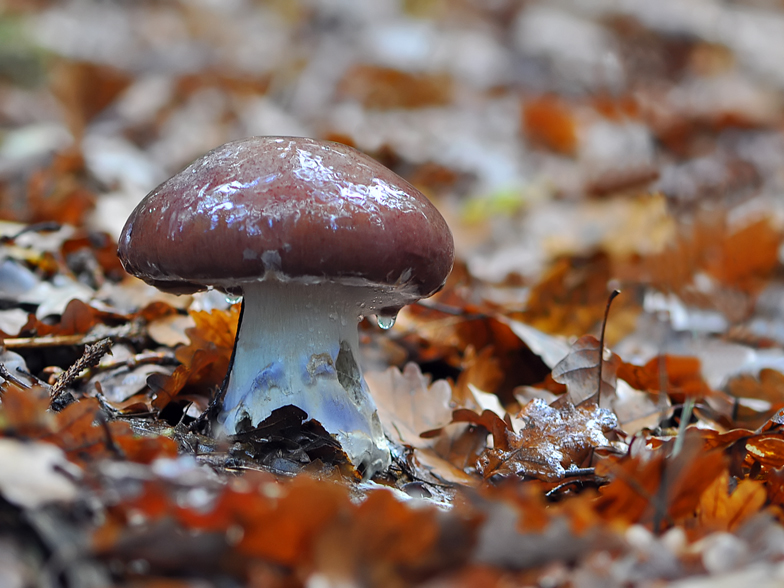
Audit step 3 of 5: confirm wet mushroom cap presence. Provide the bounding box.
[118,137,454,299]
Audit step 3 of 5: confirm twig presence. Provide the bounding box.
[0,362,31,390]
[3,322,141,350]
[96,409,124,460]
[596,289,621,407]
[672,397,696,457]
[50,338,113,409]
[3,335,97,349]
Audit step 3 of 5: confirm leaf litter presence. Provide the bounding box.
[4,1,784,587]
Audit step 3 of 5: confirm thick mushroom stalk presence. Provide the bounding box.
[220,279,390,475]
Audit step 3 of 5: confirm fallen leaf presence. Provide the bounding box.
[551,335,620,405]
[522,95,578,155]
[338,65,453,109]
[0,438,80,507]
[618,355,709,403]
[698,469,767,532]
[367,363,453,449]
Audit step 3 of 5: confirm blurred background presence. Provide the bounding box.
[2,0,784,378]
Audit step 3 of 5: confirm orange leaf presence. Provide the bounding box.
[618,355,709,401]
[522,95,578,155]
[337,65,453,110]
[698,469,767,531]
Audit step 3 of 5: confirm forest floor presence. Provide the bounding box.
[3,1,784,586]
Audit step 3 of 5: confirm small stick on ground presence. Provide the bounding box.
[596,289,620,407]
[0,362,31,390]
[50,338,113,410]
[3,335,94,349]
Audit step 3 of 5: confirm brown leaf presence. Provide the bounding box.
[452,408,511,452]
[50,60,133,137]
[312,489,444,584]
[704,217,782,290]
[19,298,126,338]
[517,253,635,342]
[337,65,453,109]
[617,355,709,403]
[595,431,726,527]
[20,148,96,225]
[551,335,620,405]
[148,305,240,410]
[0,385,53,438]
[726,369,784,430]
[744,434,784,469]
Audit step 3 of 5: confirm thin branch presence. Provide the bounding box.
[50,338,113,409]
[0,362,31,390]
[596,289,621,407]
[3,335,96,349]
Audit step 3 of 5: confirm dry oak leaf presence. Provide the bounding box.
[367,362,453,449]
[147,304,240,410]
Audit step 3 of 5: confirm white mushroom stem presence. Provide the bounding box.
[220,279,390,476]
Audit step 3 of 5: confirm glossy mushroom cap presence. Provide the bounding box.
[118,137,454,303]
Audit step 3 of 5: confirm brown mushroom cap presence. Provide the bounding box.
[118,137,454,300]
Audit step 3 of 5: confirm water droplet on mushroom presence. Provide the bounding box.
[225,293,243,304]
[376,313,397,330]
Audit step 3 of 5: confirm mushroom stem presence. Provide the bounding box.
[219,279,390,476]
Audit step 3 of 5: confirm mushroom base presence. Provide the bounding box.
[219,280,390,477]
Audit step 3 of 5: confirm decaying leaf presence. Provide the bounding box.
[551,335,620,405]
[0,384,177,466]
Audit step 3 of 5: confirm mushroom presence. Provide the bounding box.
[118,136,454,476]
